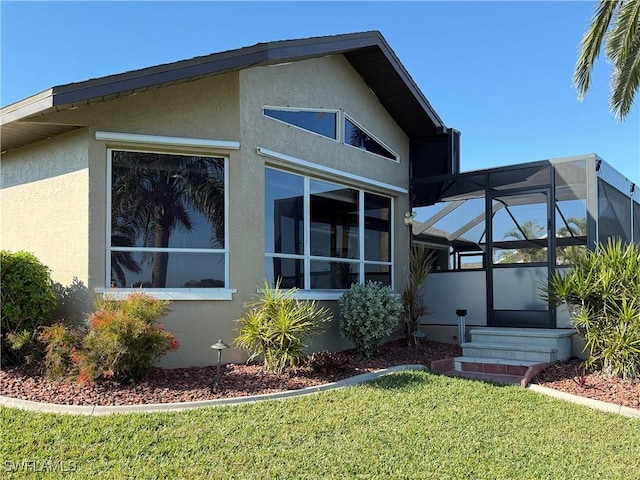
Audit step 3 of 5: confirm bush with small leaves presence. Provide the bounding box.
[1,251,57,367]
[338,281,403,358]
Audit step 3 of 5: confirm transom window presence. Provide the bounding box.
[344,116,396,160]
[263,108,338,140]
[263,106,399,161]
[265,167,393,290]
[108,149,228,290]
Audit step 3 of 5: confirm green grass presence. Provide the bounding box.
[2,371,639,479]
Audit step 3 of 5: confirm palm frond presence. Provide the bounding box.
[574,0,622,99]
[605,0,640,64]
[610,33,640,120]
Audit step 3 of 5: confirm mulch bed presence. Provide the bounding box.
[530,359,639,409]
[1,340,638,410]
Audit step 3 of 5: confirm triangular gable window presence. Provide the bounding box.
[344,117,397,161]
[264,108,337,140]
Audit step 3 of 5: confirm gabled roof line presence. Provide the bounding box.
[1,31,447,150]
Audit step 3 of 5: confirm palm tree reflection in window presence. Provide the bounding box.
[498,220,548,264]
[111,151,225,288]
[344,118,396,160]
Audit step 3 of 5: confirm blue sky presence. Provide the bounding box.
[1,1,638,183]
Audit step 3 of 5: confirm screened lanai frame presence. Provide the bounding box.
[411,154,639,329]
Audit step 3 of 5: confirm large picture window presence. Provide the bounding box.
[265,167,393,291]
[108,149,228,291]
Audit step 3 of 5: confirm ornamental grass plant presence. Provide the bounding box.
[234,280,332,374]
[545,238,640,379]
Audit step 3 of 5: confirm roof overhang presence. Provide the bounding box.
[1,31,446,152]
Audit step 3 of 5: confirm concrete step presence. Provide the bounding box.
[461,342,558,363]
[431,356,550,388]
[468,328,574,361]
[453,356,538,376]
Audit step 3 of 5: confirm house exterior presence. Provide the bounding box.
[1,32,459,367]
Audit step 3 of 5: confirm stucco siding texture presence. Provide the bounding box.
[238,55,412,354]
[80,72,247,367]
[2,59,413,367]
[0,129,90,287]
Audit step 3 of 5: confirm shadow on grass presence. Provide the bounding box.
[367,370,432,390]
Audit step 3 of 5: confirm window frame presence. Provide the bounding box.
[262,106,341,143]
[102,146,234,300]
[263,106,400,163]
[343,113,399,162]
[265,166,394,299]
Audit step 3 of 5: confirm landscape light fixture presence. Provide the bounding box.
[456,309,467,345]
[210,339,229,388]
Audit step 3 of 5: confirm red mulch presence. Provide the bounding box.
[1,340,638,410]
[530,358,639,409]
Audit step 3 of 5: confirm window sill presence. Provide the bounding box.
[257,289,345,301]
[95,288,237,301]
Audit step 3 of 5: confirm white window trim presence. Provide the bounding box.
[95,288,237,301]
[105,147,232,300]
[265,167,395,293]
[96,131,240,150]
[257,147,407,195]
[262,106,341,143]
[343,113,400,163]
[255,288,346,301]
[262,107,401,163]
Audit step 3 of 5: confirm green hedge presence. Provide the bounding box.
[1,250,57,366]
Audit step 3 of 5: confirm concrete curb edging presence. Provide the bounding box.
[527,383,640,418]
[0,364,427,416]
[2,365,637,418]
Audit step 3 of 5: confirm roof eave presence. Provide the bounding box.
[1,31,446,149]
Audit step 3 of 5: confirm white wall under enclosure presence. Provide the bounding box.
[421,271,487,326]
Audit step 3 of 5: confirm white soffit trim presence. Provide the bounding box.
[95,131,240,150]
[257,147,408,195]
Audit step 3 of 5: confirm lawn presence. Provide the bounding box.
[2,371,638,479]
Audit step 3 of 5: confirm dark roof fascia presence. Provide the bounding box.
[365,34,444,128]
[1,31,444,132]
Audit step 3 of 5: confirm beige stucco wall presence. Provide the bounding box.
[0,129,90,288]
[239,55,412,353]
[3,56,412,367]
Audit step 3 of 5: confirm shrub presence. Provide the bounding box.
[38,323,85,379]
[78,294,178,383]
[545,239,640,379]
[400,246,434,345]
[37,293,179,383]
[339,281,403,358]
[235,280,332,374]
[1,251,57,367]
[305,351,350,374]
